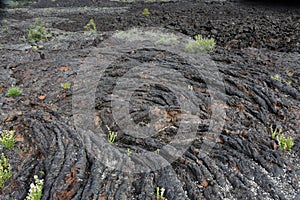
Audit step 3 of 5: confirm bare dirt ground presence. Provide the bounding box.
[0,0,299,199]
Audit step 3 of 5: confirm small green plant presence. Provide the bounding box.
[142,8,150,16]
[26,175,44,200]
[270,125,294,151]
[271,74,292,86]
[270,125,282,140]
[32,45,44,51]
[106,125,117,143]
[156,187,165,200]
[286,71,293,77]
[0,153,11,189]
[155,149,160,154]
[0,130,15,150]
[271,74,281,82]
[61,82,71,90]
[127,148,131,157]
[39,171,45,176]
[28,19,47,43]
[84,18,97,33]
[6,86,22,97]
[283,79,292,86]
[184,34,216,54]
[278,135,294,151]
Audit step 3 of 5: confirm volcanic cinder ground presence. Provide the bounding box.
[0,0,299,199]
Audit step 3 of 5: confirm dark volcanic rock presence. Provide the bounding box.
[0,0,299,200]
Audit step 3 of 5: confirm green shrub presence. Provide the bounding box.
[26,175,44,200]
[0,130,15,150]
[84,18,97,33]
[270,125,294,151]
[61,82,71,90]
[156,187,165,200]
[271,74,281,82]
[271,74,292,86]
[184,34,216,54]
[127,148,131,156]
[6,86,22,97]
[278,135,294,151]
[0,153,11,189]
[28,19,47,43]
[106,125,117,143]
[270,125,281,140]
[142,8,150,16]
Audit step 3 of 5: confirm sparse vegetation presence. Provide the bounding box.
[270,125,281,140]
[0,153,11,189]
[28,19,47,43]
[271,74,281,82]
[84,18,97,33]
[0,1,298,199]
[26,175,44,200]
[283,80,292,86]
[270,125,294,151]
[155,33,179,45]
[32,45,44,51]
[142,8,150,16]
[278,135,294,151]
[127,148,131,156]
[286,71,293,77]
[114,28,180,45]
[155,149,160,154]
[0,130,15,150]
[11,0,35,6]
[61,82,71,90]
[271,74,292,86]
[184,34,216,54]
[106,125,117,143]
[6,86,22,97]
[156,187,165,200]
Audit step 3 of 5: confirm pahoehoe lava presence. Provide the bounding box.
[0,0,299,199]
